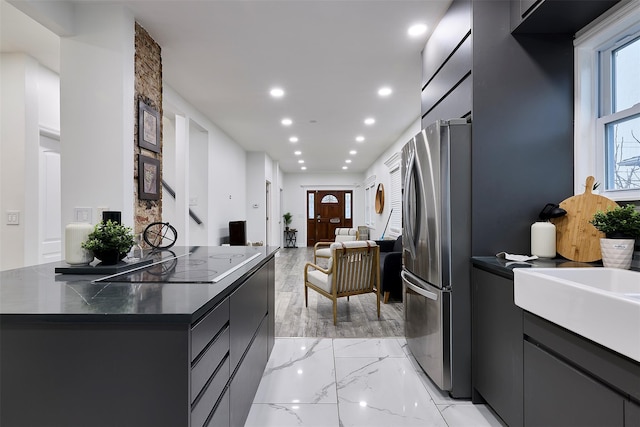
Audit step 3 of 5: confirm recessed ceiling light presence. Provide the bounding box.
[281,118,293,126]
[378,87,392,97]
[270,87,284,98]
[342,166,348,170]
[356,136,365,142]
[349,150,357,155]
[289,136,298,143]
[301,166,307,170]
[364,117,375,125]
[408,23,427,37]
[294,151,301,155]
[345,159,352,163]
[298,159,304,164]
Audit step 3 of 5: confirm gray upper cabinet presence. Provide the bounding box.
[511,0,621,33]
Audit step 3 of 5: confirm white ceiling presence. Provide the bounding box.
[1,0,452,173]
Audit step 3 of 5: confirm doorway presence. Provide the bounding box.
[265,180,271,246]
[306,190,353,247]
[39,131,61,263]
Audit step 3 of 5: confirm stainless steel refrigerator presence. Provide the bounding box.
[402,119,471,398]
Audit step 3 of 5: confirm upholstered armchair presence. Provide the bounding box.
[304,240,380,325]
[375,236,403,303]
[313,228,359,264]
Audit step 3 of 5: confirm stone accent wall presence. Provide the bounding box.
[134,23,162,239]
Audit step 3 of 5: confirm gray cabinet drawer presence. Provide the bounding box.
[230,268,267,370]
[191,356,229,427]
[205,387,230,427]
[192,298,229,361]
[191,326,229,403]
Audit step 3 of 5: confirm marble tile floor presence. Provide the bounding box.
[245,337,505,427]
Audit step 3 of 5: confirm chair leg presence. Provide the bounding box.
[383,291,390,304]
[377,291,381,319]
[333,299,337,325]
[304,284,308,307]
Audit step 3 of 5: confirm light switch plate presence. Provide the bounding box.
[6,210,20,225]
[74,207,92,223]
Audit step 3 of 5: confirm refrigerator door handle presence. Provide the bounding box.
[401,270,438,300]
[402,149,417,257]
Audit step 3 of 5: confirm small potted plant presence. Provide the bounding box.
[283,212,293,231]
[82,220,136,265]
[590,204,640,269]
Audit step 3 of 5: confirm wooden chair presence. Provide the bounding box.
[313,228,359,264]
[304,240,380,325]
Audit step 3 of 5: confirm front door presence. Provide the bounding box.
[306,190,353,247]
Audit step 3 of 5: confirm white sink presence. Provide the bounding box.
[514,268,640,362]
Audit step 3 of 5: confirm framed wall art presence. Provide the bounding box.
[138,154,160,200]
[138,100,160,153]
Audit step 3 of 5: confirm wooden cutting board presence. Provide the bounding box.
[551,176,618,262]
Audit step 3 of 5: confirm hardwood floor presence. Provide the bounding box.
[274,247,404,338]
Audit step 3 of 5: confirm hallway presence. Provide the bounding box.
[274,247,404,338]
[247,248,504,426]
[246,337,504,426]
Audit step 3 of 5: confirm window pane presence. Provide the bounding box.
[345,193,351,219]
[321,195,338,203]
[604,113,640,191]
[613,37,640,113]
[308,193,314,219]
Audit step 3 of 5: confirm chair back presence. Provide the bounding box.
[334,228,359,243]
[329,240,379,296]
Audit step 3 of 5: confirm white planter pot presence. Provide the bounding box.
[599,238,635,269]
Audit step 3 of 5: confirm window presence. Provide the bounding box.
[364,176,375,227]
[384,152,402,237]
[388,166,402,234]
[575,1,640,201]
[598,35,640,193]
[308,192,314,219]
[345,193,352,219]
[320,194,338,203]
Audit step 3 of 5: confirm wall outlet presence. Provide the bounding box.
[6,210,20,225]
[96,206,109,221]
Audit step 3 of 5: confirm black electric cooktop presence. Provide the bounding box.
[95,246,263,284]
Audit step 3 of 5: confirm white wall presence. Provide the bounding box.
[162,115,177,228]
[1,54,35,270]
[60,4,135,231]
[164,85,247,247]
[246,152,267,244]
[189,122,208,246]
[0,54,62,270]
[363,118,421,240]
[281,172,365,246]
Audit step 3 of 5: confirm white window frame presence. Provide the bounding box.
[574,1,640,201]
[384,152,402,238]
[363,175,376,227]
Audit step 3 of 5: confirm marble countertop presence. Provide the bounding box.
[0,245,278,323]
[471,256,602,279]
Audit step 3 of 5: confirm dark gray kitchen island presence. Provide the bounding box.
[0,245,277,427]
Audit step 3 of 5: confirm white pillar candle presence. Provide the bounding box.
[65,223,94,265]
[531,221,556,258]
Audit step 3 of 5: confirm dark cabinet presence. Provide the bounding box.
[626,400,640,426]
[524,340,624,426]
[0,255,275,427]
[471,267,523,427]
[523,312,640,427]
[510,0,621,34]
